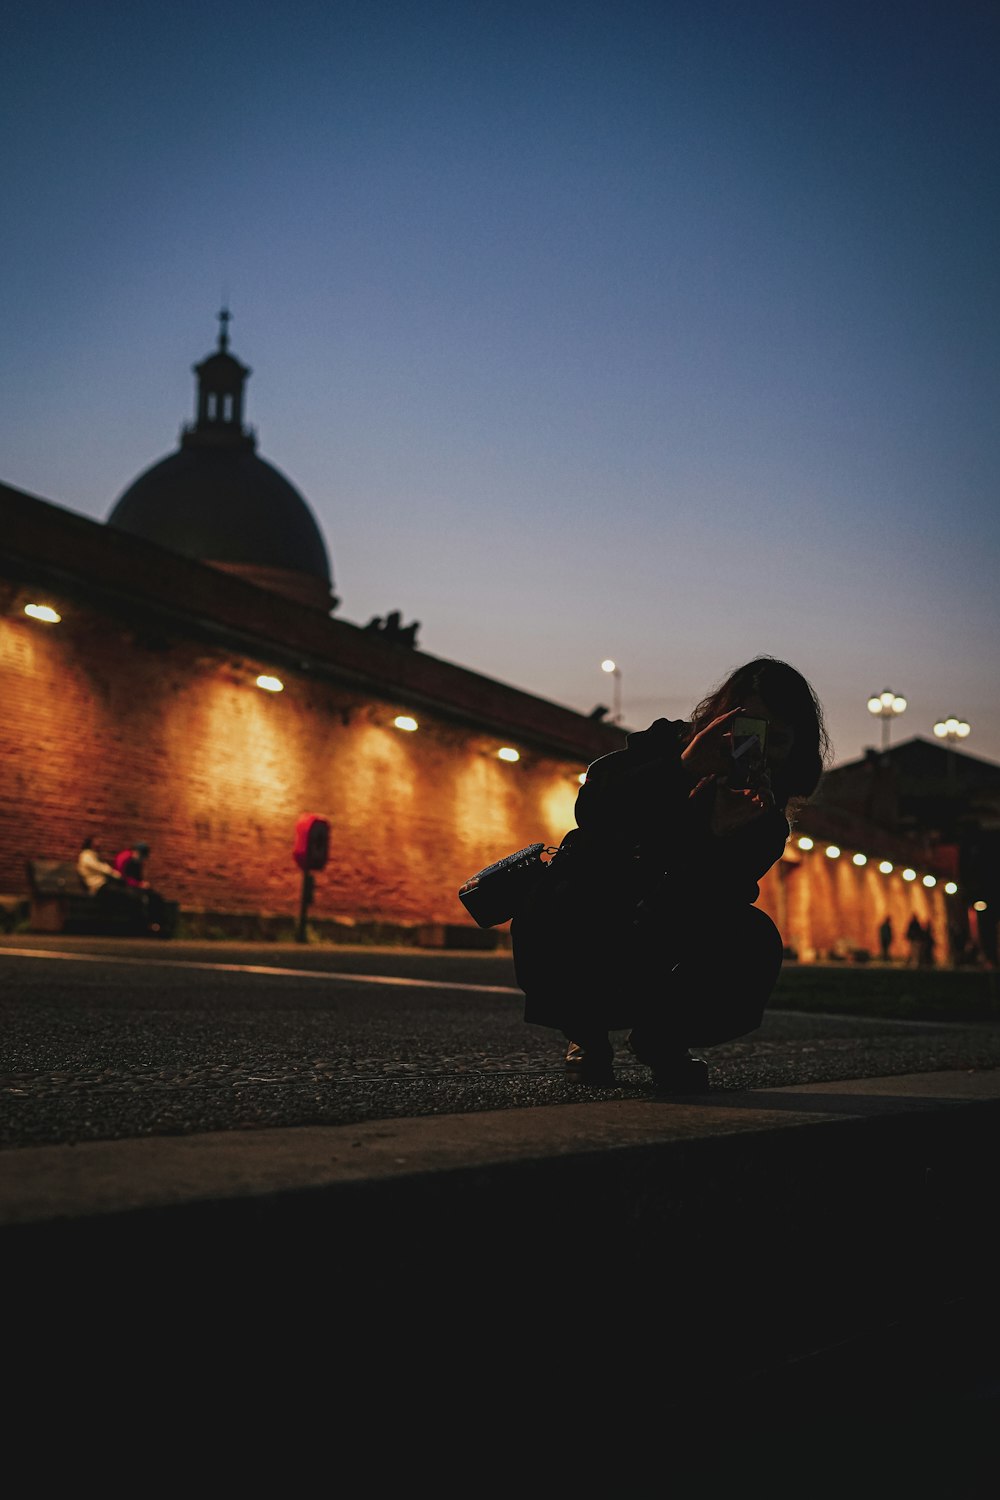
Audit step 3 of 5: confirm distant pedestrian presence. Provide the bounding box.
[919,922,936,968]
[906,914,925,967]
[879,915,893,962]
[511,656,829,1093]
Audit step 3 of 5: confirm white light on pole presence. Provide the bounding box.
[601,659,622,724]
[867,689,907,750]
[933,716,970,742]
[934,715,969,793]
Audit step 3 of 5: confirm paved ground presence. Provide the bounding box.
[4,936,1000,1148]
[3,935,998,1484]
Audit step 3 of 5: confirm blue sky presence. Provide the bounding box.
[3,0,998,768]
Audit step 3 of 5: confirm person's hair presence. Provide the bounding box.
[685,656,830,811]
[81,835,95,850]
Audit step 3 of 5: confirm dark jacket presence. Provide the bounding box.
[511,718,789,1032]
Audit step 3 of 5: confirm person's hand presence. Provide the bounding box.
[682,707,776,828]
[710,769,775,835]
[681,706,745,787]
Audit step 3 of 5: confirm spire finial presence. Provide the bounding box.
[217,306,232,352]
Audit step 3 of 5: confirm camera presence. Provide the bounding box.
[727,715,768,789]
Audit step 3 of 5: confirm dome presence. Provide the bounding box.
[106,311,336,612]
[109,447,332,582]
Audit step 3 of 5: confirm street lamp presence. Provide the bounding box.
[934,715,970,795]
[933,716,970,744]
[601,659,622,725]
[867,688,907,751]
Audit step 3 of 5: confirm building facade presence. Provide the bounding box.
[0,321,976,958]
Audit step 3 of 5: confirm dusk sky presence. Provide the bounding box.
[3,0,998,769]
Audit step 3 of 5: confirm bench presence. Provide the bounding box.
[25,859,178,936]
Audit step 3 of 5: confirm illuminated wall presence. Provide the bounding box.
[1,597,959,952]
[758,838,953,964]
[0,601,583,926]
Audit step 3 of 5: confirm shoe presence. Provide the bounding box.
[626,1034,709,1093]
[564,1040,616,1087]
[649,1054,710,1095]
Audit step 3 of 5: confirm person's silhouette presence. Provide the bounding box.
[511,657,829,1093]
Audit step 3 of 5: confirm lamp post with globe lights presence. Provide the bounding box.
[601,659,623,725]
[934,715,970,796]
[933,716,970,746]
[867,689,907,751]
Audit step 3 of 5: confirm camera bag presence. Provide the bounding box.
[458,843,557,928]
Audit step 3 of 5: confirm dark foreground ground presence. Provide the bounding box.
[2,937,998,1491]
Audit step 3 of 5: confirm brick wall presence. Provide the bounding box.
[1,601,582,927]
[0,599,955,953]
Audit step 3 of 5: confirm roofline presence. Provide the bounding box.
[831,737,1000,776]
[1,481,625,764]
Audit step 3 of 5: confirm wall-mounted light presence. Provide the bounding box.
[902,868,916,882]
[974,900,988,912]
[578,772,587,785]
[797,837,814,851]
[825,845,840,859]
[922,875,937,888]
[852,853,867,866]
[255,675,284,693]
[24,603,61,623]
[498,747,520,762]
[944,882,958,895]
[879,861,894,875]
[394,716,418,732]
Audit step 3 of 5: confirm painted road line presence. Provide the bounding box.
[1,947,522,996]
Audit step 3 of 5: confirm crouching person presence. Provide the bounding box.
[511,657,829,1093]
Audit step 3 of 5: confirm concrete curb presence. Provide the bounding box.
[2,1067,997,1230]
[6,1068,999,1427]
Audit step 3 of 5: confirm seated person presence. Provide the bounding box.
[113,840,168,934]
[77,835,146,922]
[114,841,150,888]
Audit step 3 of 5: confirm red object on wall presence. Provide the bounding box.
[293,813,330,872]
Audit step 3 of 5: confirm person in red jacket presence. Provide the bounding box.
[113,841,168,934]
[114,841,151,888]
[511,657,829,1093]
